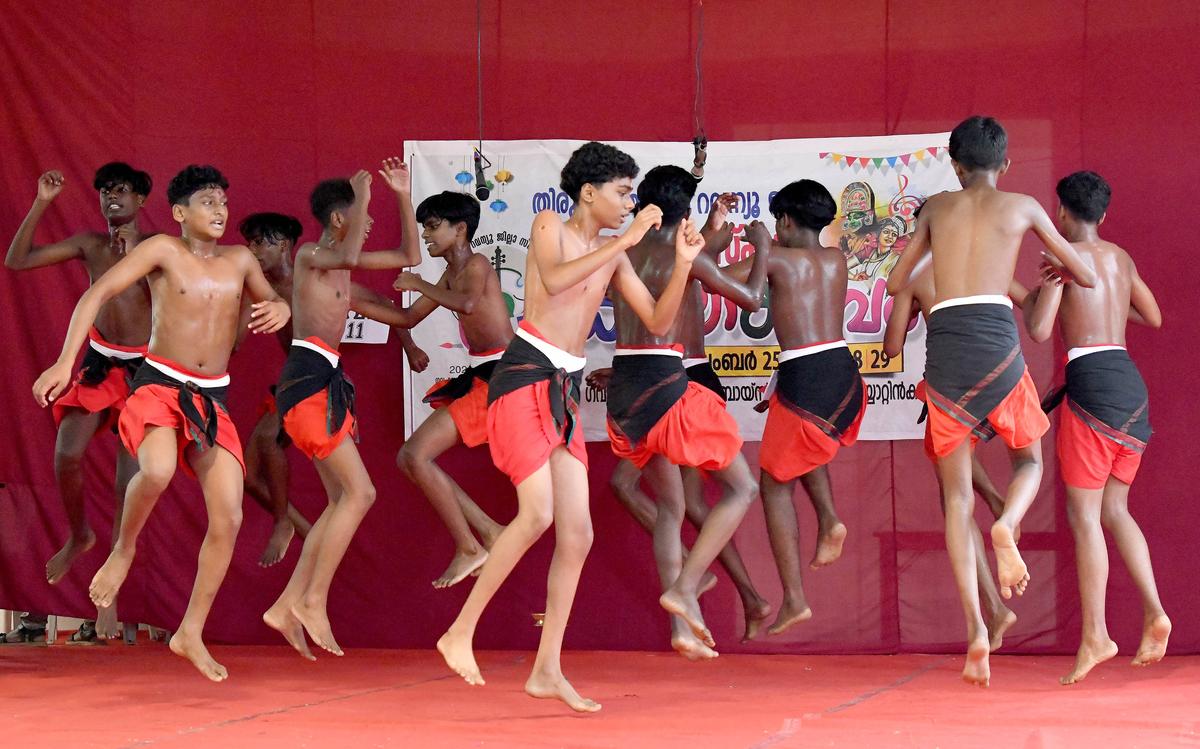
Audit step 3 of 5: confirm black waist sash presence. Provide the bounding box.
[685,359,726,402]
[79,345,143,388]
[130,363,228,449]
[275,346,356,438]
[925,304,1024,430]
[608,354,689,444]
[487,335,583,444]
[1042,349,1150,450]
[776,347,864,439]
[423,360,500,405]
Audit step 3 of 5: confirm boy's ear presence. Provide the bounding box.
[998,158,1012,176]
[171,203,186,223]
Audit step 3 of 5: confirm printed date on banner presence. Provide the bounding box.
[704,343,902,377]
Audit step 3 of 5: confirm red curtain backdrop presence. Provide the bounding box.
[1,0,1196,655]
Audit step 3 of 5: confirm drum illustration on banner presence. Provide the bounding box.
[403,136,960,441]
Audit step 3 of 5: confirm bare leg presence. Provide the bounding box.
[90,426,178,608]
[438,458,555,686]
[660,455,756,647]
[641,457,696,657]
[760,470,812,635]
[264,466,341,661]
[524,448,601,712]
[799,466,847,569]
[991,442,1042,599]
[1060,485,1119,684]
[937,441,990,687]
[290,440,376,656]
[94,448,139,639]
[680,467,771,641]
[45,409,105,584]
[167,443,243,682]
[970,453,1007,525]
[398,409,495,588]
[1099,478,1170,666]
[244,412,298,568]
[935,470,1014,651]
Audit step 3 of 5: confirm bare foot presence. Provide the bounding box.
[659,587,713,647]
[672,630,719,660]
[742,598,773,642]
[990,522,1029,599]
[46,530,96,584]
[258,520,295,568]
[962,637,990,687]
[263,604,316,661]
[698,571,718,597]
[810,522,847,569]
[291,599,343,656]
[89,549,134,608]
[433,548,488,589]
[1060,638,1118,685]
[525,671,601,713]
[95,603,121,640]
[987,608,1017,652]
[767,600,813,636]
[437,629,484,685]
[1132,614,1171,667]
[168,630,228,682]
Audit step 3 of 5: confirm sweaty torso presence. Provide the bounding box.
[1057,240,1132,348]
[145,239,251,375]
[523,220,621,356]
[768,245,848,348]
[678,280,707,358]
[292,244,351,352]
[925,188,1031,303]
[81,233,152,347]
[450,255,514,352]
[613,237,680,348]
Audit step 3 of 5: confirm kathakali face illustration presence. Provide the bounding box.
[840,181,877,231]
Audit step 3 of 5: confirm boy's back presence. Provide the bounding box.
[768,245,847,348]
[1056,240,1136,348]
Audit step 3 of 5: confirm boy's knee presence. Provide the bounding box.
[53,448,83,475]
[518,504,554,536]
[397,442,420,476]
[210,508,243,539]
[561,522,594,555]
[138,462,176,494]
[349,482,377,510]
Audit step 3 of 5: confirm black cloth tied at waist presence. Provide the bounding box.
[924,304,1024,428]
[275,345,356,440]
[131,363,228,449]
[487,334,582,444]
[607,354,689,444]
[1042,349,1150,448]
[79,345,143,388]
[685,360,726,402]
[423,360,499,404]
[776,347,864,439]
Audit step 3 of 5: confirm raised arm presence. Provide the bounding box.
[299,170,373,271]
[393,255,489,315]
[689,220,771,312]
[885,207,932,295]
[529,206,662,295]
[1128,260,1162,329]
[357,158,422,271]
[32,237,168,405]
[347,277,441,328]
[609,218,705,336]
[6,171,88,270]
[1026,198,1097,288]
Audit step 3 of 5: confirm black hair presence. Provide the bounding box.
[167,165,228,206]
[93,161,152,196]
[1056,171,1111,224]
[635,165,696,226]
[309,178,355,228]
[769,180,836,231]
[559,141,639,202]
[239,212,303,245]
[415,191,482,240]
[948,116,1008,171]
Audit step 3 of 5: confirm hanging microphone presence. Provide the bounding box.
[474,150,490,201]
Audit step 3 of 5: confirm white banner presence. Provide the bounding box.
[403,135,959,441]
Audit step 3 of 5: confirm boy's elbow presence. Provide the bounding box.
[1147,313,1163,329]
[885,279,903,296]
[1029,325,1053,343]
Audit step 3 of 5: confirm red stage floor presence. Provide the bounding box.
[2,644,1195,747]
